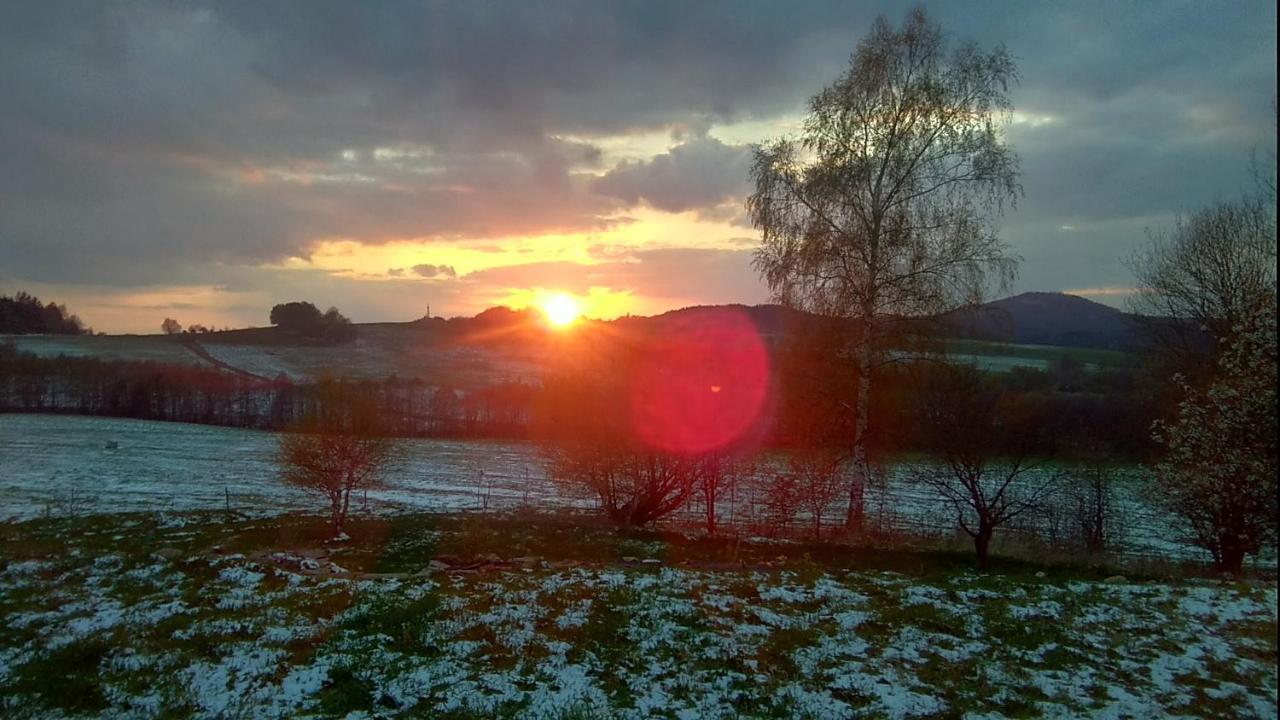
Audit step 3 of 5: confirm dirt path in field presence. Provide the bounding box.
[179,336,272,381]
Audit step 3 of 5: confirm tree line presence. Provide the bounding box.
[0,292,89,335]
[0,346,534,438]
[0,337,1162,456]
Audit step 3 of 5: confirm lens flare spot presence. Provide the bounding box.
[630,308,769,454]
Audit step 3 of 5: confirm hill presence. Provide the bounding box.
[631,293,1145,352]
[941,292,1140,350]
[2,292,1149,384]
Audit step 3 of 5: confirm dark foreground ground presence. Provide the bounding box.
[0,512,1275,719]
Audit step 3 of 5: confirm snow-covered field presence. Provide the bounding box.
[198,340,405,381]
[0,528,1274,719]
[1,329,543,385]
[0,414,565,521]
[1,414,1276,718]
[0,414,1226,564]
[198,336,543,384]
[1,334,209,366]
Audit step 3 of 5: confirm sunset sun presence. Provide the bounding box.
[541,293,582,328]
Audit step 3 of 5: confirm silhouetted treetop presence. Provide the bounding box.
[270,301,324,331]
[269,301,356,344]
[0,292,88,335]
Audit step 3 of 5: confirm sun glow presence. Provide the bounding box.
[541,292,582,328]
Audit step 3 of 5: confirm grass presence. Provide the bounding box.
[0,508,1243,584]
[1,333,203,366]
[941,338,1138,368]
[340,592,442,654]
[6,636,113,713]
[0,511,1275,719]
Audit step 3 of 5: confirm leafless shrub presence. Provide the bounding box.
[697,453,757,535]
[1065,462,1127,558]
[279,379,400,539]
[535,369,702,528]
[916,364,1057,569]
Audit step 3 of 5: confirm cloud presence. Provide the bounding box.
[593,134,752,214]
[410,264,457,279]
[1063,286,1139,297]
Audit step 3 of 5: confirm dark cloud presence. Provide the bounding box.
[0,0,1275,320]
[593,135,752,214]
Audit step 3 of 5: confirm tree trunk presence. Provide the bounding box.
[1218,535,1246,576]
[974,526,994,571]
[706,490,717,536]
[846,333,872,533]
[329,495,343,537]
[338,485,352,537]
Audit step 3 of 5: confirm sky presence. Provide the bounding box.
[1,1,1275,333]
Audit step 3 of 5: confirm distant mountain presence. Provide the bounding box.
[942,292,1139,350]
[623,303,805,340]
[606,294,1145,351]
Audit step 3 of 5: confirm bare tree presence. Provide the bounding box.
[1127,191,1276,375]
[545,438,703,528]
[916,364,1053,569]
[161,318,183,335]
[697,453,755,535]
[1049,423,1129,558]
[536,367,702,528]
[1064,461,1126,558]
[1129,144,1278,573]
[754,450,851,541]
[787,448,847,540]
[759,472,800,538]
[748,6,1020,531]
[1150,296,1277,573]
[279,380,400,539]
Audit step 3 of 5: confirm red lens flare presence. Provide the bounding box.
[629,308,770,454]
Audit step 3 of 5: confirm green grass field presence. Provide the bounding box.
[1,512,1274,719]
[941,339,1138,369]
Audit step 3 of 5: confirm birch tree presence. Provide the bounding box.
[748,7,1020,530]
